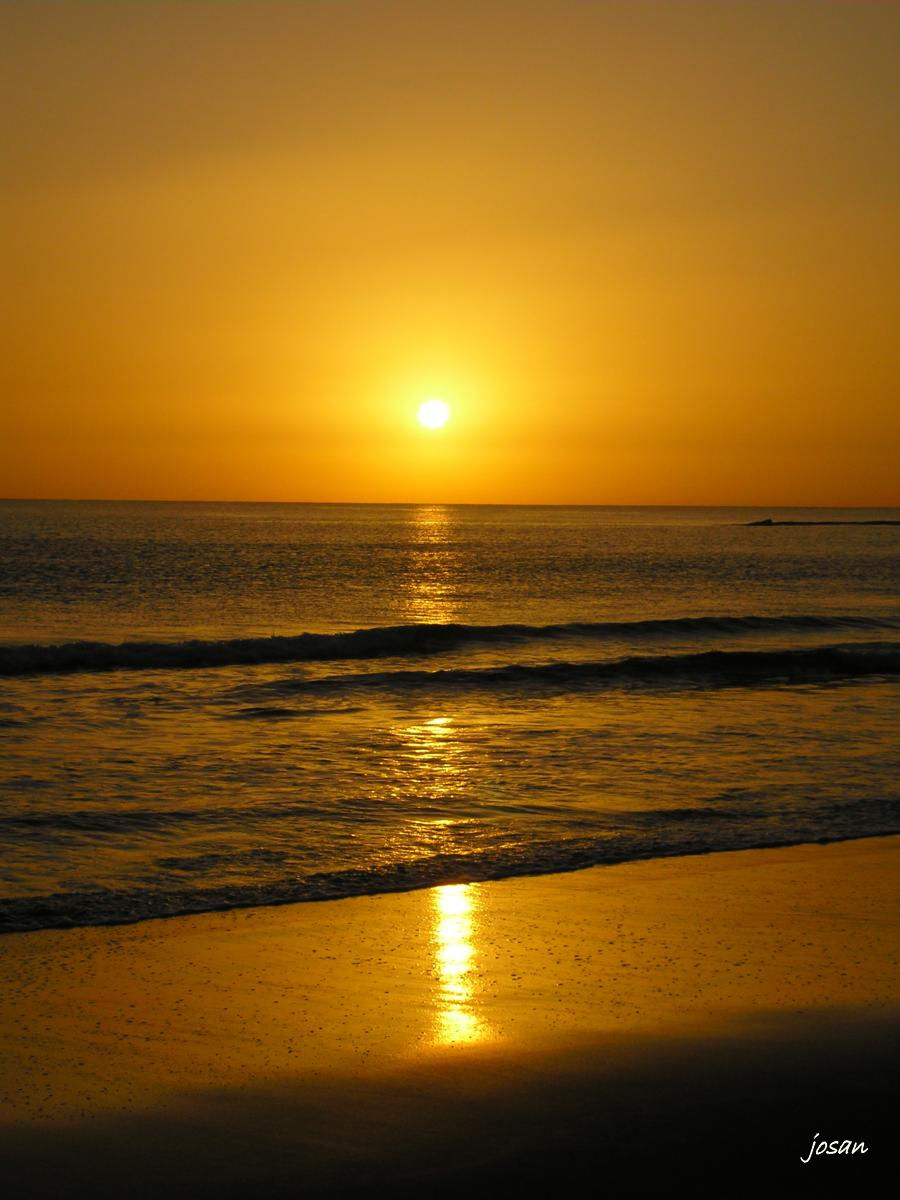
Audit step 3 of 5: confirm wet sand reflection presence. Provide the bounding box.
[430,883,491,1046]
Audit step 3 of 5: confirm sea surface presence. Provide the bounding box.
[0,501,898,933]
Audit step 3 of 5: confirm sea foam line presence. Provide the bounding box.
[2,824,898,934]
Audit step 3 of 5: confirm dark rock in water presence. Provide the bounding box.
[747,518,900,527]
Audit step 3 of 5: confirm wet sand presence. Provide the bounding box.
[1,836,897,1194]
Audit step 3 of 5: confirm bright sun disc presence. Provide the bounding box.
[418,398,450,429]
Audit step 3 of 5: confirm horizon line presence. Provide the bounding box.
[2,498,898,510]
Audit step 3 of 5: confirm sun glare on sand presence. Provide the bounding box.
[417,398,450,429]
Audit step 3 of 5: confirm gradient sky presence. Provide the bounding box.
[2,2,898,505]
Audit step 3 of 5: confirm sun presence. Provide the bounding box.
[418,398,450,429]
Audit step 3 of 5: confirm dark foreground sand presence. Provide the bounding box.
[1,837,898,1196]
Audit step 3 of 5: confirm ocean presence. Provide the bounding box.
[0,500,898,934]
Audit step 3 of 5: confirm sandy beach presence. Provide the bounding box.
[1,836,897,1194]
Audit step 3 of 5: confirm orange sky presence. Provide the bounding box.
[2,2,897,505]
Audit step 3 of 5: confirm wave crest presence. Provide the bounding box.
[248,641,900,698]
[1,614,895,677]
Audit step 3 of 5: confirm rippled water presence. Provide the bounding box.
[1,501,898,932]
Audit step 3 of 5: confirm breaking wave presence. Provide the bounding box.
[0,613,896,677]
[245,641,900,699]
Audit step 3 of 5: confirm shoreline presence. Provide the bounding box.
[2,835,897,1191]
[3,828,899,937]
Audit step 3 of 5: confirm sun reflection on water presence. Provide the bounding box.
[390,715,469,803]
[403,505,458,624]
[398,510,489,1044]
